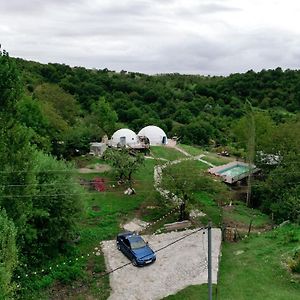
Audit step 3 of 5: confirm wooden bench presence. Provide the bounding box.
[164,220,192,231]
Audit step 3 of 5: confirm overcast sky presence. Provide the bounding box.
[1,0,300,75]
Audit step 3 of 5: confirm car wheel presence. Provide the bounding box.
[132,259,138,266]
[117,242,120,250]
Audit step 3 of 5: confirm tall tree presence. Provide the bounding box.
[0,48,22,115]
[91,97,118,137]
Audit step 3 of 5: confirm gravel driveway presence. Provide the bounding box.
[101,228,221,300]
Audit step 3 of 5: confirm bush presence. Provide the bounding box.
[289,248,300,274]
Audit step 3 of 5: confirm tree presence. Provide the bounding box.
[0,210,18,299]
[0,48,22,115]
[104,148,144,188]
[16,96,51,151]
[34,83,80,125]
[28,151,84,259]
[162,161,231,222]
[162,165,195,220]
[91,97,118,136]
[252,120,300,222]
[0,122,36,250]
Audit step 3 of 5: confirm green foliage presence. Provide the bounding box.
[90,96,118,136]
[162,160,228,224]
[233,111,275,152]
[16,96,52,151]
[0,210,18,299]
[0,49,22,114]
[0,122,36,248]
[289,248,300,273]
[104,148,144,187]
[252,120,300,223]
[34,83,80,125]
[27,151,84,259]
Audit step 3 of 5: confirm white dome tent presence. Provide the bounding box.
[138,125,168,146]
[110,128,139,147]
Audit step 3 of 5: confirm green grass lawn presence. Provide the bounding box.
[223,202,271,229]
[150,146,186,161]
[218,224,300,300]
[177,144,204,156]
[164,224,300,300]
[201,152,235,166]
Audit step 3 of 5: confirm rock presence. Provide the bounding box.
[189,209,206,218]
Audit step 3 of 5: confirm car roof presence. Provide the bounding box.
[117,231,134,238]
[127,235,144,242]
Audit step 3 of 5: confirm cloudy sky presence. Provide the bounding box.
[1,0,300,75]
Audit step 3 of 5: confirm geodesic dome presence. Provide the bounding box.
[138,125,168,146]
[110,128,139,147]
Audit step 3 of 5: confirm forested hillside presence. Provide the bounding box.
[14,58,300,157]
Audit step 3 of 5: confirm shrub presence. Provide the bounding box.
[92,177,106,192]
[289,248,300,274]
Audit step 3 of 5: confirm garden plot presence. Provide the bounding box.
[101,228,221,300]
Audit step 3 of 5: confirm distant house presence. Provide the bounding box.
[138,125,168,146]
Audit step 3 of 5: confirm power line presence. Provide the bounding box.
[100,227,206,278]
[2,171,300,188]
[2,184,300,198]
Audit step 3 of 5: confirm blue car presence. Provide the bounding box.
[116,232,156,267]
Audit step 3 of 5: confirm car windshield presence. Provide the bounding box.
[129,236,146,249]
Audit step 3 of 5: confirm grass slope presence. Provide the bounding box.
[166,224,300,300]
[150,146,186,161]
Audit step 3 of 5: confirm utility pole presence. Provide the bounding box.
[207,222,212,300]
[245,99,255,207]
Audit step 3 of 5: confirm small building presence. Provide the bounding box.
[138,125,168,146]
[110,128,139,148]
[89,142,107,157]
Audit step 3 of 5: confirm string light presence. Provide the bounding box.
[15,154,209,287]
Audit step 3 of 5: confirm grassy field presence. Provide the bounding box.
[218,224,300,300]
[223,202,271,229]
[166,224,300,300]
[201,151,235,166]
[150,146,186,161]
[177,144,204,156]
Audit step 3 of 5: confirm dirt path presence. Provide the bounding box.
[101,229,221,300]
